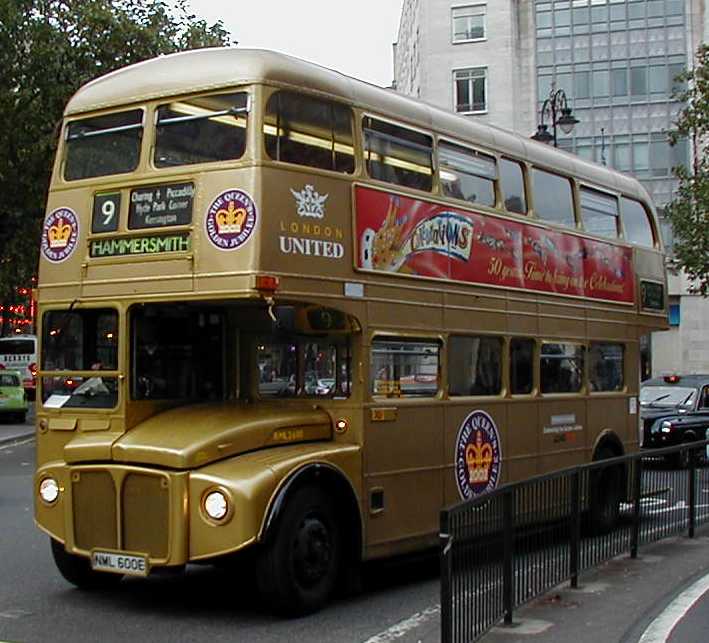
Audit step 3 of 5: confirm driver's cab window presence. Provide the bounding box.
[256,305,353,399]
[131,305,223,400]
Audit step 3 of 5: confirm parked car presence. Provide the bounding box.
[0,370,29,423]
[640,374,709,466]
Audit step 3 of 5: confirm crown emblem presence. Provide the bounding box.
[48,218,72,249]
[215,201,248,235]
[465,430,493,485]
[291,184,328,219]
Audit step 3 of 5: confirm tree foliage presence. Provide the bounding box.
[0,0,232,324]
[665,44,709,296]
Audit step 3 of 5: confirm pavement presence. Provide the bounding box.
[478,526,709,643]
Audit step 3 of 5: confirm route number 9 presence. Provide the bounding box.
[92,193,121,233]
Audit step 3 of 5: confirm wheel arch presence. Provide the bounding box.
[591,429,625,460]
[260,462,363,563]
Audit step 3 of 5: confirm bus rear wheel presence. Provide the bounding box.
[256,485,340,616]
[588,448,622,534]
[50,539,123,590]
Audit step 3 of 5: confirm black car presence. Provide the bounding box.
[640,374,709,465]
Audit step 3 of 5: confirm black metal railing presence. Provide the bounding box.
[440,440,709,643]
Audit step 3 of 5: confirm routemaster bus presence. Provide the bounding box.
[34,48,667,614]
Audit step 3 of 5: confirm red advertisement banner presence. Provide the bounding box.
[355,186,634,304]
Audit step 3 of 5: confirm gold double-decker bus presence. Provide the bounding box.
[34,48,667,614]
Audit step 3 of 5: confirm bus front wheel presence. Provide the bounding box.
[256,485,340,615]
[50,538,123,589]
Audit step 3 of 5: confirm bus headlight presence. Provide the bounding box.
[202,489,231,523]
[39,477,60,504]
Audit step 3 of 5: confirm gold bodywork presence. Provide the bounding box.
[35,49,667,569]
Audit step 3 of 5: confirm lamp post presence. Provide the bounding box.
[531,88,579,147]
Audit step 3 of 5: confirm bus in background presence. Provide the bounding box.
[34,48,667,614]
[0,334,37,400]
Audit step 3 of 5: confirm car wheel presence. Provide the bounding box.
[50,538,123,589]
[256,485,340,616]
[589,448,622,534]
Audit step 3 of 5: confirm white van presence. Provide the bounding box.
[0,334,37,400]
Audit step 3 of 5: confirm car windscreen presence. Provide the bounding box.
[640,386,696,408]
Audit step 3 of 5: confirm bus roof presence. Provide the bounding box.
[65,47,651,205]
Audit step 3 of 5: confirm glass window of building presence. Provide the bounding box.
[363,117,433,191]
[634,142,649,172]
[452,4,486,42]
[555,9,571,27]
[630,66,648,96]
[621,197,655,247]
[454,67,488,113]
[612,68,628,96]
[575,70,590,98]
[666,0,684,15]
[500,158,527,214]
[438,141,496,207]
[647,0,664,18]
[532,168,575,227]
[669,63,686,95]
[628,2,645,20]
[593,70,610,96]
[580,187,620,238]
[649,65,668,94]
[613,143,631,171]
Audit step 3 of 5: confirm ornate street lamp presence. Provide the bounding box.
[531,88,579,147]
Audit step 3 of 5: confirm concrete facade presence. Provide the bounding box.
[393,0,708,377]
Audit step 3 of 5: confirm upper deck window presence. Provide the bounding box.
[580,187,620,239]
[363,117,433,191]
[439,141,496,207]
[64,109,143,181]
[500,158,527,214]
[155,92,248,168]
[531,168,575,228]
[264,91,354,173]
[621,197,655,248]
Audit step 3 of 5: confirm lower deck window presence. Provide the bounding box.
[540,343,584,394]
[589,342,624,391]
[371,339,440,397]
[448,335,502,396]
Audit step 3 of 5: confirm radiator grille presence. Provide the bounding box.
[71,469,169,560]
[122,473,169,559]
[72,471,117,551]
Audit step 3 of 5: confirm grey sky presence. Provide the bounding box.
[178,0,404,87]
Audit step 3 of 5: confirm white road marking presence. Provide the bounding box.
[638,571,709,643]
[0,436,34,451]
[362,605,440,643]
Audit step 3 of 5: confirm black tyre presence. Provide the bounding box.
[50,539,123,589]
[589,448,622,534]
[256,485,340,616]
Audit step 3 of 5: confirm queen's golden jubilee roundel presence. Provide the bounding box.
[455,410,502,500]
